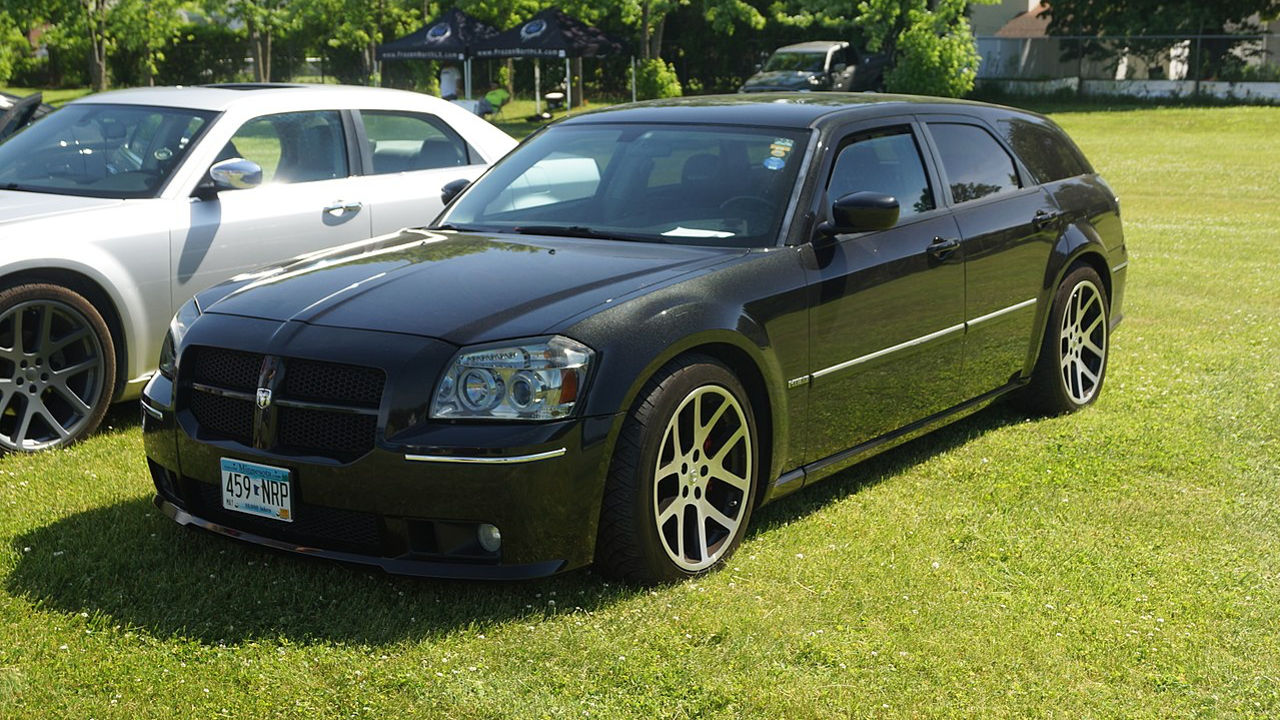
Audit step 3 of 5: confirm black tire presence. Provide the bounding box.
[1021,265,1109,416]
[596,355,758,584]
[0,283,116,452]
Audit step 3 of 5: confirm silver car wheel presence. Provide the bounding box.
[651,384,752,572]
[0,299,107,451]
[1058,279,1107,405]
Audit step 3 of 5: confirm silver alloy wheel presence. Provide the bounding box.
[0,299,106,451]
[1058,279,1107,405]
[652,384,752,572]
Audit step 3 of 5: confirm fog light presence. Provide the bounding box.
[477,523,502,553]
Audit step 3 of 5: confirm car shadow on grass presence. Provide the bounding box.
[6,400,1026,646]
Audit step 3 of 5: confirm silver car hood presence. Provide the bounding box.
[0,190,125,226]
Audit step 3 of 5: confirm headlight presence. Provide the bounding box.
[431,335,593,421]
[158,298,201,377]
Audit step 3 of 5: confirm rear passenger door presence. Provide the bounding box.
[352,110,492,234]
[920,117,1060,398]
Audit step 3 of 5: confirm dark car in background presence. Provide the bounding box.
[0,92,54,140]
[143,93,1126,584]
[740,41,887,93]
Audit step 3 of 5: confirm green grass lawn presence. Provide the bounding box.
[2,104,1278,718]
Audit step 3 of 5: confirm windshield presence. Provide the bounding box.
[0,103,215,199]
[440,123,809,248]
[763,51,827,73]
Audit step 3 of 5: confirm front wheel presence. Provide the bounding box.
[596,356,758,584]
[1022,265,1109,415]
[0,283,116,453]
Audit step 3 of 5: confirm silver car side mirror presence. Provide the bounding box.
[209,158,263,191]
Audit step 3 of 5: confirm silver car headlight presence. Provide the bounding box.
[431,336,593,421]
[158,298,201,377]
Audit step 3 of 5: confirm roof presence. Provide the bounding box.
[558,92,1003,130]
[63,83,456,114]
[774,41,849,54]
[995,3,1050,38]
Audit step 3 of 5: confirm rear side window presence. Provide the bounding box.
[361,111,472,174]
[998,118,1089,183]
[928,122,1021,204]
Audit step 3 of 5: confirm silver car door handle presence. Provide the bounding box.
[324,200,363,216]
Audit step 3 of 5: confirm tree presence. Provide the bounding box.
[774,0,992,97]
[1045,0,1280,79]
[858,0,992,96]
[109,0,184,86]
[0,13,31,85]
[216,0,294,82]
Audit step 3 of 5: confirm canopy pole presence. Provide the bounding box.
[464,58,472,100]
[631,55,636,102]
[535,58,542,115]
[565,57,572,116]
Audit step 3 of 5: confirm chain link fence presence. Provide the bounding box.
[976,34,1280,99]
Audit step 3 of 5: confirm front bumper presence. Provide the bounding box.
[141,329,620,580]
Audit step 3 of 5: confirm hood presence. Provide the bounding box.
[741,71,819,91]
[202,229,746,345]
[0,190,125,226]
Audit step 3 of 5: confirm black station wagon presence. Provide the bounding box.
[142,93,1126,584]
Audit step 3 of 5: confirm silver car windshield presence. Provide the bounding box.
[441,123,808,248]
[0,103,216,199]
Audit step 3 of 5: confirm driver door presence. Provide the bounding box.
[170,110,371,303]
[803,119,966,463]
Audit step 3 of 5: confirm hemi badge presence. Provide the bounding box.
[787,376,810,389]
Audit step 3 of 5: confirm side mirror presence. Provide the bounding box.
[821,191,899,235]
[441,177,470,206]
[195,158,263,198]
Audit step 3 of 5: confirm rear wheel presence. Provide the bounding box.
[1023,265,1109,415]
[596,355,758,584]
[0,283,115,452]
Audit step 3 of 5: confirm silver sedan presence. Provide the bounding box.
[0,83,516,451]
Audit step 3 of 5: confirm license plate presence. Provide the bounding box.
[220,458,293,522]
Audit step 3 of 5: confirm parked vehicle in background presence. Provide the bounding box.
[0,83,516,452]
[143,92,1126,584]
[0,92,55,141]
[740,41,888,93]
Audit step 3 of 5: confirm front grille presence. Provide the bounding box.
[183,346,385,461]
[283,359,383,407]
[190,347,263,391]
[190,480,385,554]
[189,390,254,445]
[278,406,378,456]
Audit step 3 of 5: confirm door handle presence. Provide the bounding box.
[927,236,960,260]
[1032,209,1063,230]
[324,200,363,216]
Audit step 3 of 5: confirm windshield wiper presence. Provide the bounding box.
[426,222,483,232]
[507,225,662,243]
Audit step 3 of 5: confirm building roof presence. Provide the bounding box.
[995,2,1051,38]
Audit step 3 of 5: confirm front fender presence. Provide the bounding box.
[1,247,163,395]
[566,249,810,490]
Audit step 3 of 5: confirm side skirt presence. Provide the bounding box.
[763,379,1025,503]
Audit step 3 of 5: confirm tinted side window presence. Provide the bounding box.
[928,122,1020,204]
[361,111,472,174]
[998,118,1088,183]
[828,127,935,220]
[227,110,347,184]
